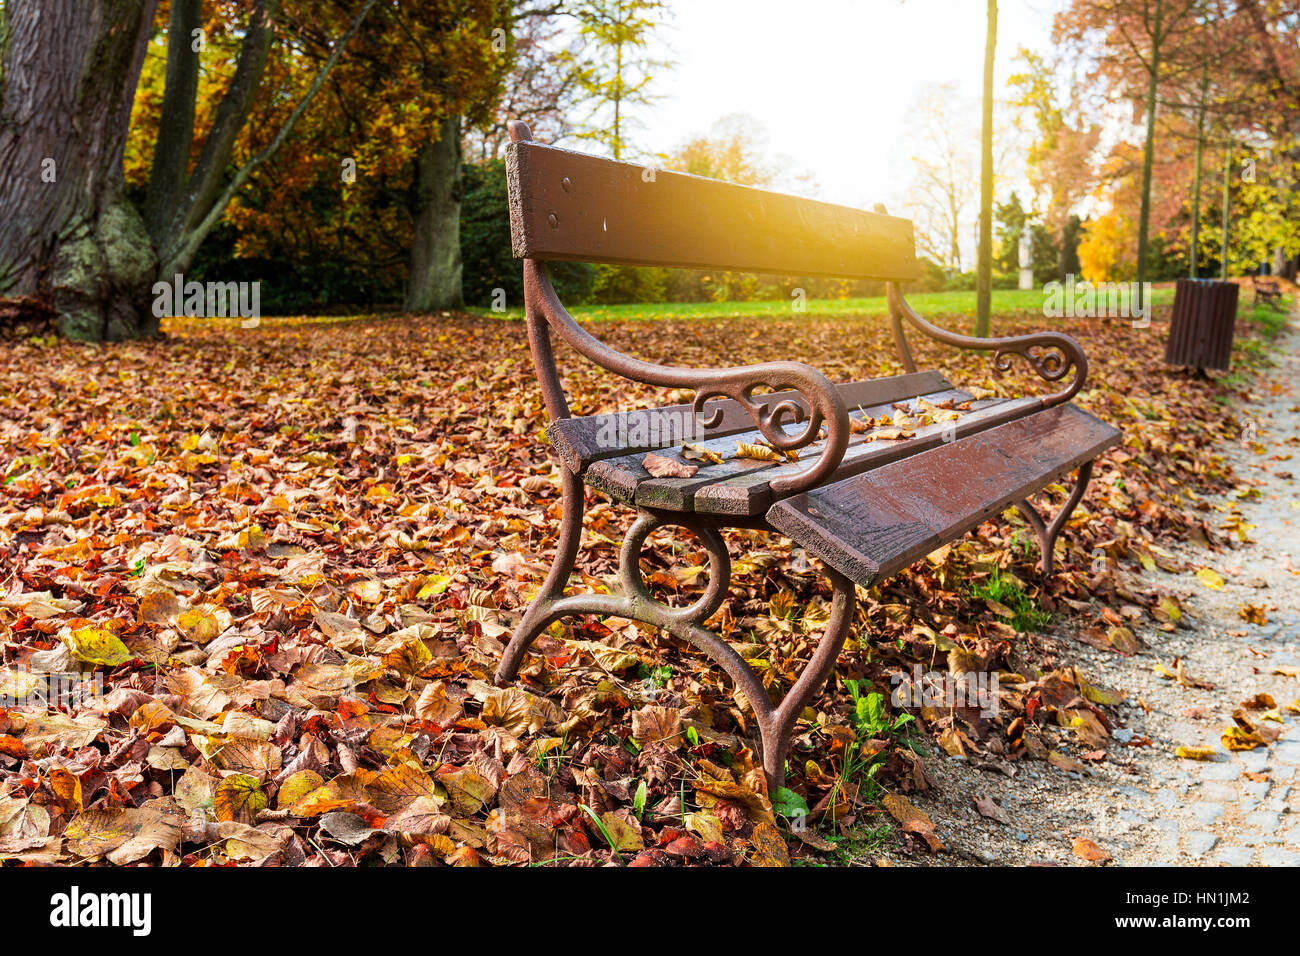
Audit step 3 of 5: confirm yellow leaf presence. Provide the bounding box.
[680,442,725,465]
[176,608,220,644]
[1221,726,1266,751]
[1174,745,1220,761]
[595,810,643,852]
[64,808,133,858]
[63,626,132,667]
[1238,603,1268,626]
[735,441,781,462]
[417,575,452,599]
[214,774,268,824]
[47,767,83,809]
[748,821,790,867]
[291,775,369,817]
[1195,567,1224,590]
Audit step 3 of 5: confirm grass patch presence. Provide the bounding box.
[969,567,1051,633]
[1240,296,1293,339]
[468,288,1178,323]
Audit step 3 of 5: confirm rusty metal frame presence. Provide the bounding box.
[494,467,857,790]
[884,280,1094,574]
[1014,460,1095,577]
[497,121,861,790]
[884,282,1088,407]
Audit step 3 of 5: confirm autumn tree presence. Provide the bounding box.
[905,84,976,275]
[129,0,521,314]
[1233,0,1300,278]
[0,0,376,340]
[465,8,581,162]
[1007,49,1102,245]
[569,0,671,159]
[1056,0,1209,305]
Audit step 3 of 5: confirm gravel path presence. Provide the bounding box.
[886,316,1300,867]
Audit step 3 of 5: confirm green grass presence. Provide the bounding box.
[968,567,1051,633]
[468,287,1178,323]
[1241,295,1294,339]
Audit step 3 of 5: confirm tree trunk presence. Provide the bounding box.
[1220,145,1231,281]
[1135,0,1163,310]
[1272,246,1291,279]
[0,0,160,340]
[157,0,279,272]
[143,0,202,244]
[1189,65,1207,279]
[974,0,997,337]
[405,116,465,312]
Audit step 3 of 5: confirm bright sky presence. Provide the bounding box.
[643,0,1064,212]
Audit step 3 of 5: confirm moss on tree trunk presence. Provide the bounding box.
[0,0,160,340]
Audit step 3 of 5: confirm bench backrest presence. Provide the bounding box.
[505,127,920,282]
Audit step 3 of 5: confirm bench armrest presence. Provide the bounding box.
[886,283,1088,406]
[524,261,851,495]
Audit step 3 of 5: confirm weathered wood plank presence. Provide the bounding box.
[586,391,1043,516]
[548,370,951,474]
[765,404,1122,586]
[693,396,1042,516]
[584,386,981,507]
[507,140,921,280]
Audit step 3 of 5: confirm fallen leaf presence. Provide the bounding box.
[643,452,697,478]
[1072,837,1112,863]
[974,795,1009,824]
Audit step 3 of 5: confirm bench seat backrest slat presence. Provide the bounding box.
[507,141,921,281]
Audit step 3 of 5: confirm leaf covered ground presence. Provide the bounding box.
[0,305,1277,866]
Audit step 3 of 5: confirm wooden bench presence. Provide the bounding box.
[1254,276,1285,309]
[494,120,1121,790]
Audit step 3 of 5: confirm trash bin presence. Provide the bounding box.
[1165,278,1239,372]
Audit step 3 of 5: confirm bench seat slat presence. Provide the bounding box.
[583,385,979,508]
[547,370,951,474]
[765,404,1122,586]
[690,396,1041,516]
[586,391,1042,515]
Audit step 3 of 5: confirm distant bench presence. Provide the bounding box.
[492,120,1121,790]
[1254,277,1285,310]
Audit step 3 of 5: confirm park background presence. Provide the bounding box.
[2,0,1295,332]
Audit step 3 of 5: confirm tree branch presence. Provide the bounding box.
[160,0,380,276]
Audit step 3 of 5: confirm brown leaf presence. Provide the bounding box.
[882,793,943,852]
[630,705,683,749]
[973,795,1010,825]
[643,452,697,478]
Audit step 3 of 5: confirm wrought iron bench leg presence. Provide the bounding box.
[495,480,859,792]
[1014,459,1095,578]
[496,468,586,685]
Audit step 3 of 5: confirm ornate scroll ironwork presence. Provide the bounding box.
[1014,461,1095,577]
[493,472,858,789]
[884,281,1089,406]
[524,258,850,494]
